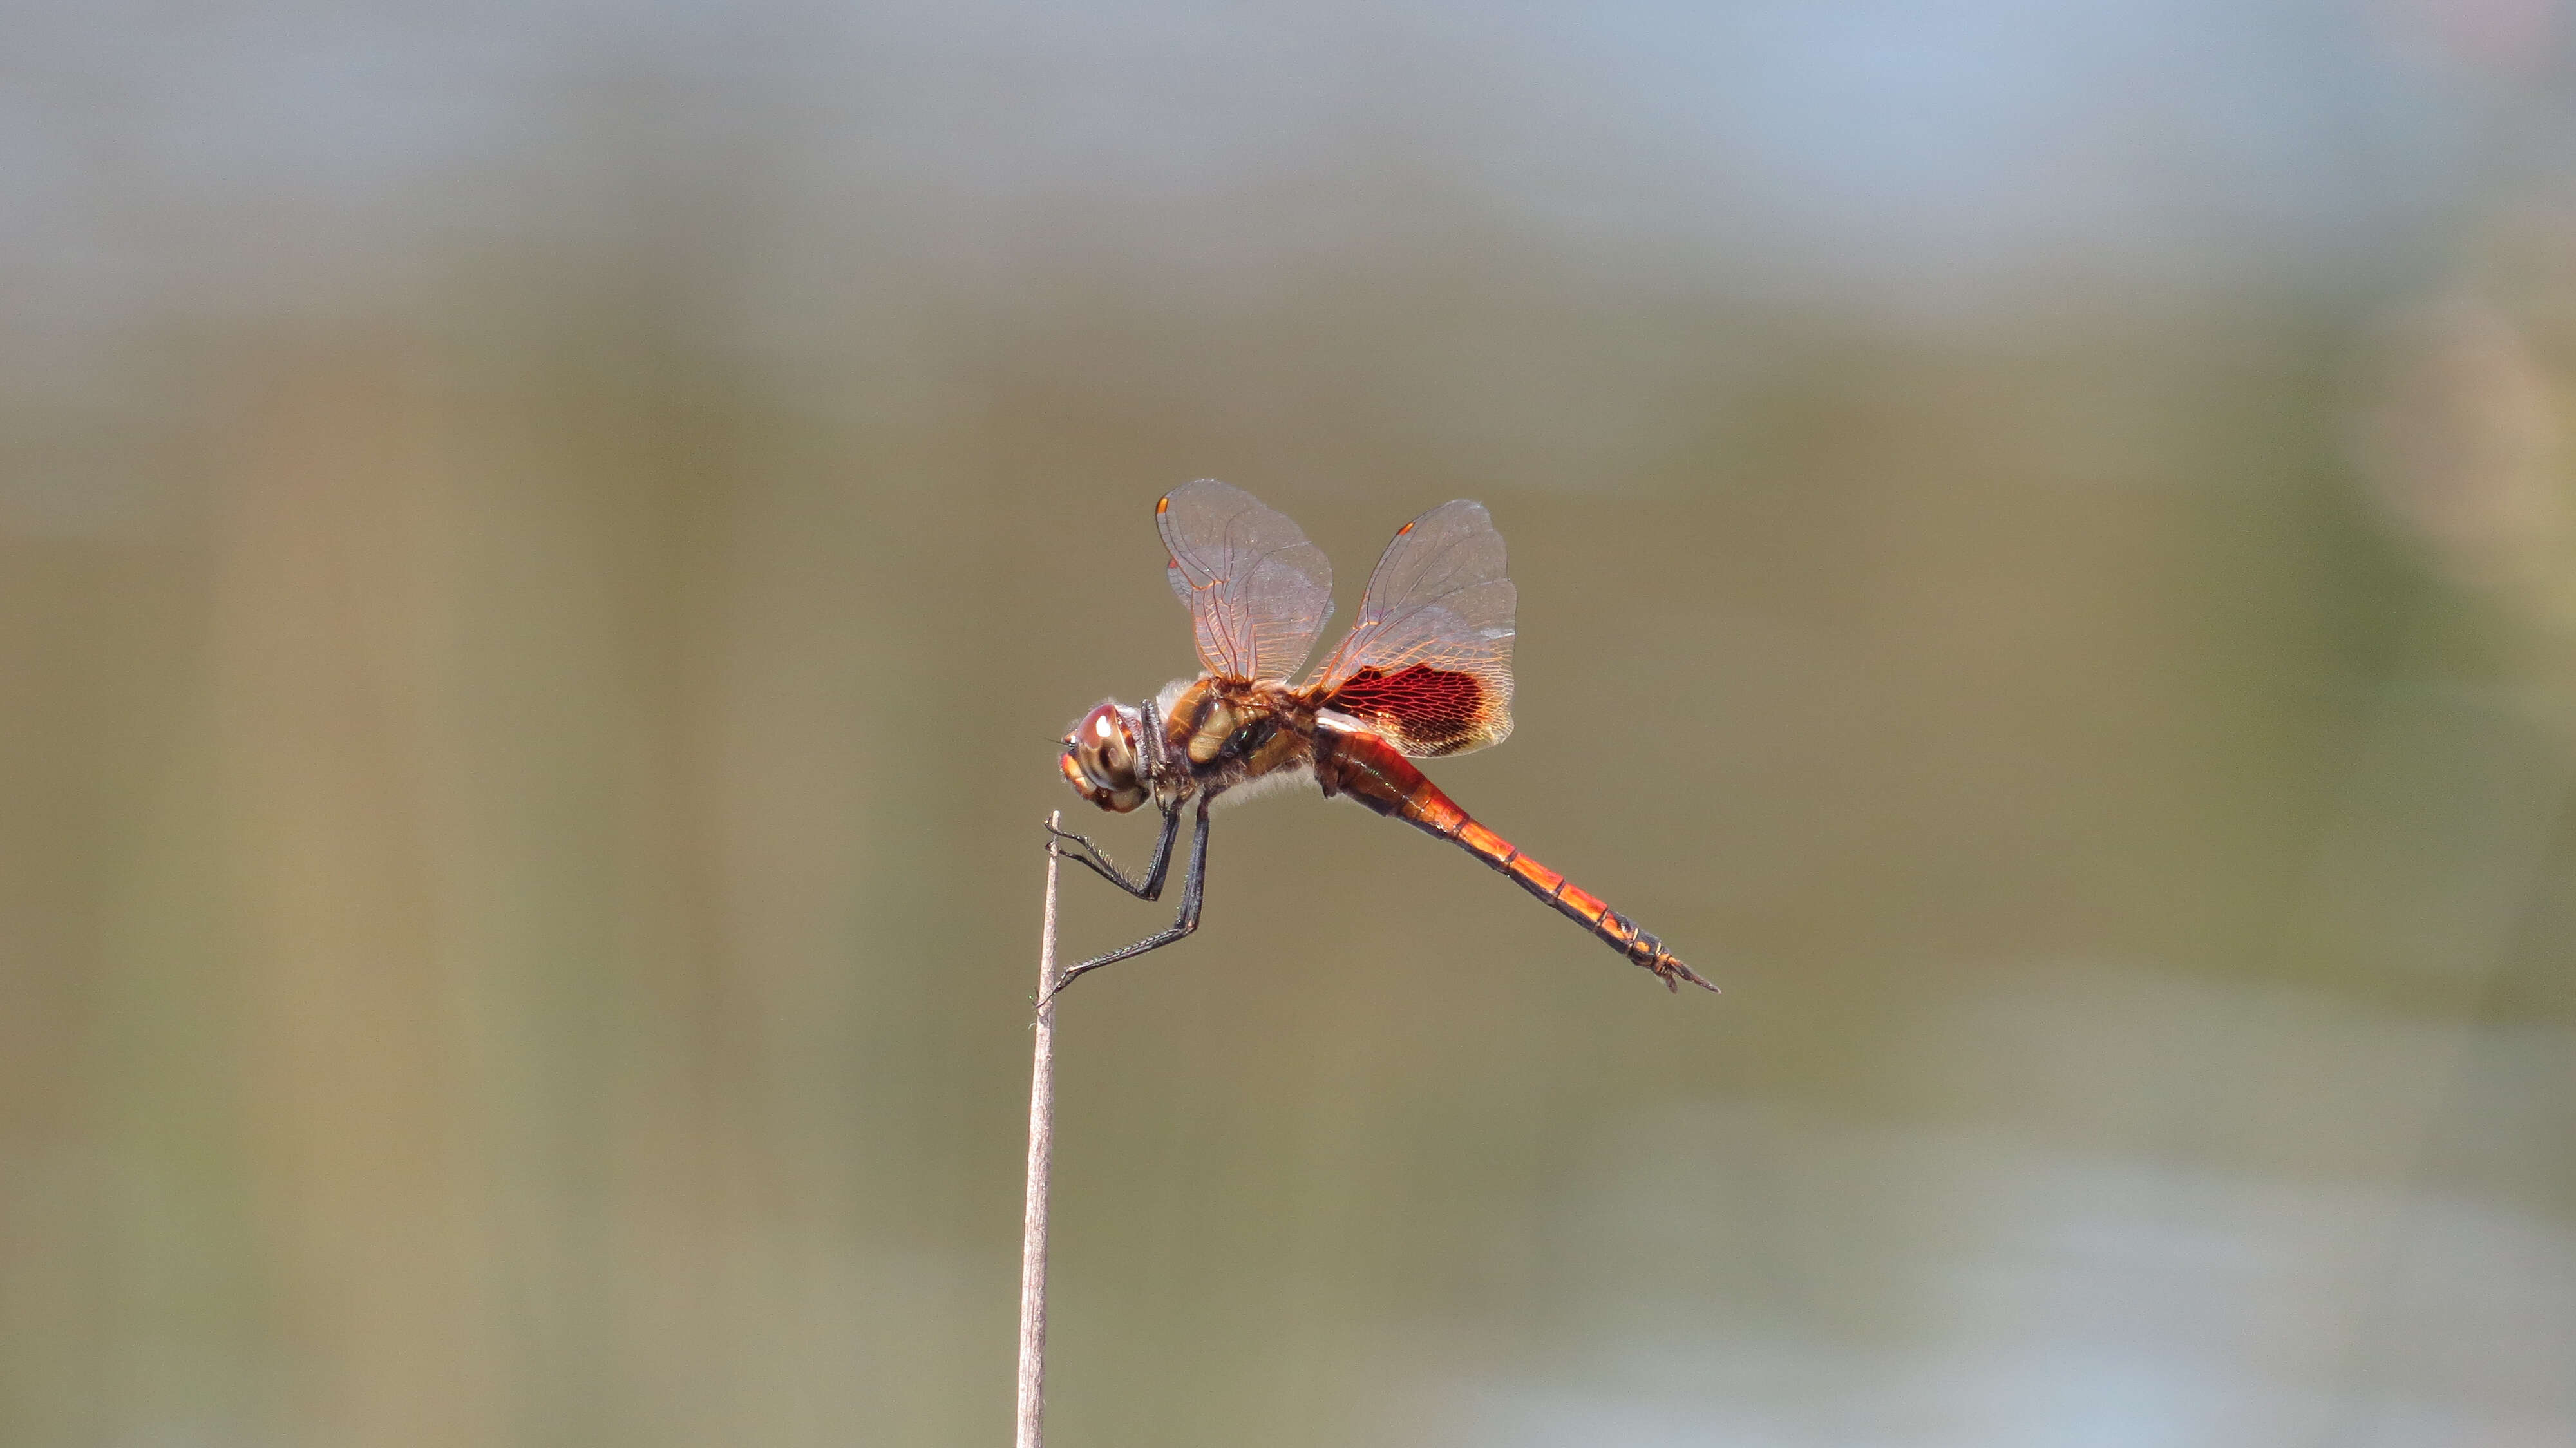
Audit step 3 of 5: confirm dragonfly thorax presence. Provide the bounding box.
[1159,675,1318,794]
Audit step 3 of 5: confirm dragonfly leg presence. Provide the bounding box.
[1048,797,1211,999]
[1045,805,1180,900]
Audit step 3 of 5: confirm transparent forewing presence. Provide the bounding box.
[1157,479,1334,681]
[1312,499,1516,757]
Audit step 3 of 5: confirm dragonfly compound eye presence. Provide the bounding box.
[1062,700,1148,812]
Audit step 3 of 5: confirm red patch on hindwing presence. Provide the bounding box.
[1325,663,1487,752]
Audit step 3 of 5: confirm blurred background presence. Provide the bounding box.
[6,2,2575,1444]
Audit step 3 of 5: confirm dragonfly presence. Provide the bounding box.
[1050,479,1717,998]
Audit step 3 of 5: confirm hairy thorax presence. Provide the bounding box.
[1154,674,1320,801]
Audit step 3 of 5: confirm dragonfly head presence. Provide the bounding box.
[1062,700,1150,812]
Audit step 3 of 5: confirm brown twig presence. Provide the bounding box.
[1016,811,1064,1448]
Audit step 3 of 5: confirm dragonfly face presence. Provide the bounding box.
[1041,479,1718,1000]
[1061,700,1150,813]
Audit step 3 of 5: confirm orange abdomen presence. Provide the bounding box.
[1309,719,1714,992]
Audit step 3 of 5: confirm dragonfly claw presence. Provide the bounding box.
[1653,953,1721,994]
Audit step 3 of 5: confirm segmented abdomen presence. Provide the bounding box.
[1309,719,1716,993]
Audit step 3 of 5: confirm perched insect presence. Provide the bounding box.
[1051,479,1716,997]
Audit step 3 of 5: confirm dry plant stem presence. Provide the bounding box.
[1016,810,1064,1448]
